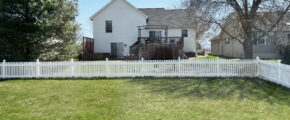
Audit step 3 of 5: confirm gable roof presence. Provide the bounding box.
[139,8,195,28]
[90,0,148,20]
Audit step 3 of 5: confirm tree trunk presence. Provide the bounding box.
[243,33,253,59]
[24,48,31,61]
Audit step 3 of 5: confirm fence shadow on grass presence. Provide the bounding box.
[128,77,290,106]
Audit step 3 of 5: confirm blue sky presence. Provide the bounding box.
[76,0,181,37]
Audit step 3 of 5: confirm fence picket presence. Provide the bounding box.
[36,59,40,78]
[106,58,109,78]
[277,60,281,83]
[178,57,181,77]
[2,60,5,79]
[70,59,74,78]
[0,58,289,88]
[217,57,220,76]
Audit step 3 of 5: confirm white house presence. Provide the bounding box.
[90,0,197,58]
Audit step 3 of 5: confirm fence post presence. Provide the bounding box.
[178,57,181,77]
[106,58,109,78]
[2,60,6,79]
[36,59,40,78]
[217,57,220,77]
[70,59,74,78]
[256,56,260,77]
[141,58,144,77]
[277,60,281,83]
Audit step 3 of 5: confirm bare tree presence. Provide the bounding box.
[184,0,290,59]
[182,0,212,50]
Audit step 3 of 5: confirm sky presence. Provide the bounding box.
[76,0,181,37]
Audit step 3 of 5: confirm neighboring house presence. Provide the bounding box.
[211,13,290,59]
[90,0,197,59]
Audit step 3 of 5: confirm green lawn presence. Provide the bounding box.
[189,55,280,63]
[0,78,289,120]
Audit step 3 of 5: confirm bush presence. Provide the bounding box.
[281,45,290,65]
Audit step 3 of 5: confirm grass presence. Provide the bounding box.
[189,55,230,60]
[0,78,289,120]
[189,55,280,63]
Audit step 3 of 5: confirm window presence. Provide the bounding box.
[253,32,258,45]
[164,39,168,44]
[149,31,162,37]
[170,39,175,44]
[106,20,112,33]
[256,38,266,45]
[182,30,188,37]
[253,32,271,45]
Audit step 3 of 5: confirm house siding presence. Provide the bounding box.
[253,45,281,59]
[141,28,196,53]
[92,0,147,56]
[212,39,244,58]
[211,42,220,56]
[211,35,286,59]
[211,12,290,59]
[91,0,197,57]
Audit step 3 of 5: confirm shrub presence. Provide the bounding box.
[281,45,290,65]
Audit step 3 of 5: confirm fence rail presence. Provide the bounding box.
[257,58,290,88]
[0,57,289,88]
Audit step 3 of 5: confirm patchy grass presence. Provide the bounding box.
[265,59,279,63]
[189,55,280,63]
[0,78,289,120]
[189,55,231,60]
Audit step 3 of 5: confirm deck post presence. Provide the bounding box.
[165,26,168,42]
[2,59,6,79]
[138,27,142,38]
[217,57,220,77]
[277,60,281,83]
[256,56,260,77]
[83,37,85,54]
[36,59,40,78]
[70,59,74,78]
[178,57,181,77]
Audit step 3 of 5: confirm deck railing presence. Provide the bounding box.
[0,57,289,88]
[130,37,184,57]
[138,37,183,45]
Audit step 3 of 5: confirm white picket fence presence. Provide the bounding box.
[257,58,290,88]
[0,57,289,88]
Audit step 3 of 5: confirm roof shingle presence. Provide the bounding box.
[138,8,194,28]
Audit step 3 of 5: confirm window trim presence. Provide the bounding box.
[170,39,175,44]
[149,31,162,37]
[106,20,112,33]
[182,30,188,37]
[253,32,272,45]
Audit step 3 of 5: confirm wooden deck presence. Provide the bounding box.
[82,37,94,54]
[130,37,184,59]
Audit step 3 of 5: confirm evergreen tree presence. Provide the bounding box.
[0,0,80,61]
